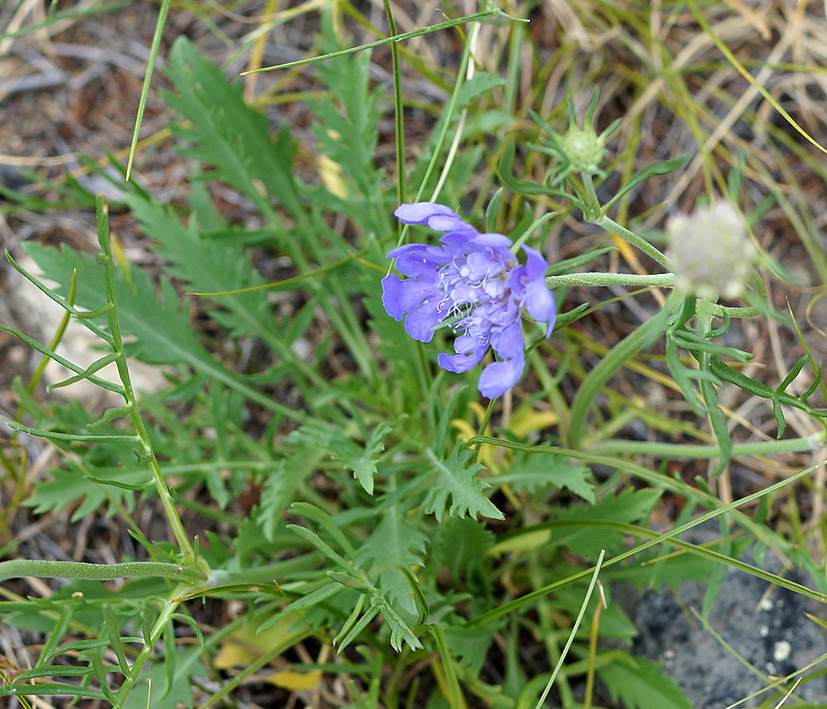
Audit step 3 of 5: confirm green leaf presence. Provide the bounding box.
[124,193,274,341]
[496,454,596,502]
[436,517,495,582]
[164,37,303,221]
[308,17,383,200]
[331,424,392,495]
[602,154,691,212]
[120,646,208,709]
[257,446,326,543]
[13,666,95,680]
[455,72,506,109]
[372,596,423,652]
[423,444,504,521]
[598,654,691,709]
[442,625,494,675]
[0,683,108,700]
[553,488,662,559]
[356,504,428,617]
[22,241,302,422]
[25,458,142,522]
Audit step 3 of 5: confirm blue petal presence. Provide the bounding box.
[427,214,475,233]
[491,321,524,360]
[520,245,548,278]
[395,202,458,224]
[438,346,486,373]
[381,275,439,321]
[525,280,556,336]
[473,232,513,248]
[478,357,525,398]
[404,298,443,342]
[387,245,449,278]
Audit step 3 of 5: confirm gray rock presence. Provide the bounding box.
[623,534,827,708]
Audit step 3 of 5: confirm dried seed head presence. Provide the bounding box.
[666,200,756,301]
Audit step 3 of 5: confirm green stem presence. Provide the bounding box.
[414,14,476,203]
[114,591,182,703]
[568,291,681,448]
[545,272,674,289]
[593,215,674,271]
[588,431,825,459]
[244,8,517,74]
[95,195,196,563]
[383,0,405,206]
[0,560,204,584]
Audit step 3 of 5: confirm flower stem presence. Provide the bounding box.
[95,195,196,563]
[593,215,674,272]
[113,589,183,703]
[588,431,825,459]
[545,272,674,289]
[0,559,205,584]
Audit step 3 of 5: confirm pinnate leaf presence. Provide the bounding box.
[423,443,504,521]
[496,454,596,502]
[598,654,691,709]
[356,505,428,616]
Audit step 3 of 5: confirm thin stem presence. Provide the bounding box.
[545,272,674,289]
[588,431,825,459]
[593,215,674,271]
[0,560,204,584]
[113,591,182,703]
[430,6,483,202]
[383,0,405,206]
[242,9,518,74]
[95,195,196,563]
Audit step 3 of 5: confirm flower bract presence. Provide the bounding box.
[381,202,556,397]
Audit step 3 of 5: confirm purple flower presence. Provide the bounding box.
[381,202,556,398]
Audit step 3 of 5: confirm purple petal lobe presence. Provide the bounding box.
[383,276,440,320]
[427,214,476,234]
[491,322,524,360]
[395,202,457,225]
[473,232,514,248]
[478,357,525,398]
[404,298,443,342]
[526,281,556,335]
[381,274,406,320]
[438,346,486,373]
[520,245,548,278]
[394,249,449,278]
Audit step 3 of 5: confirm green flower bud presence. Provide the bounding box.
[560,127,606,173]
[666,200,756,301]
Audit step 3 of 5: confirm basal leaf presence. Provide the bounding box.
[553,488,662,559]
[22,242,302,421]
[124,193,274,341]
[598,654,691,709]
[356,505,428,617]
[309,17,383,200]
[164,37,303,221]
[257,446,326,542]
[423,443,504,521]
[496,454,596,502]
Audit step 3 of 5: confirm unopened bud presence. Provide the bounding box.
[560,127,606,173]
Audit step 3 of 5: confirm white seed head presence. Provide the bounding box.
[666,200,755,301]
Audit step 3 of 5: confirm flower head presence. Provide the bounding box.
[381,202,556,397]
[666,200,756,301]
